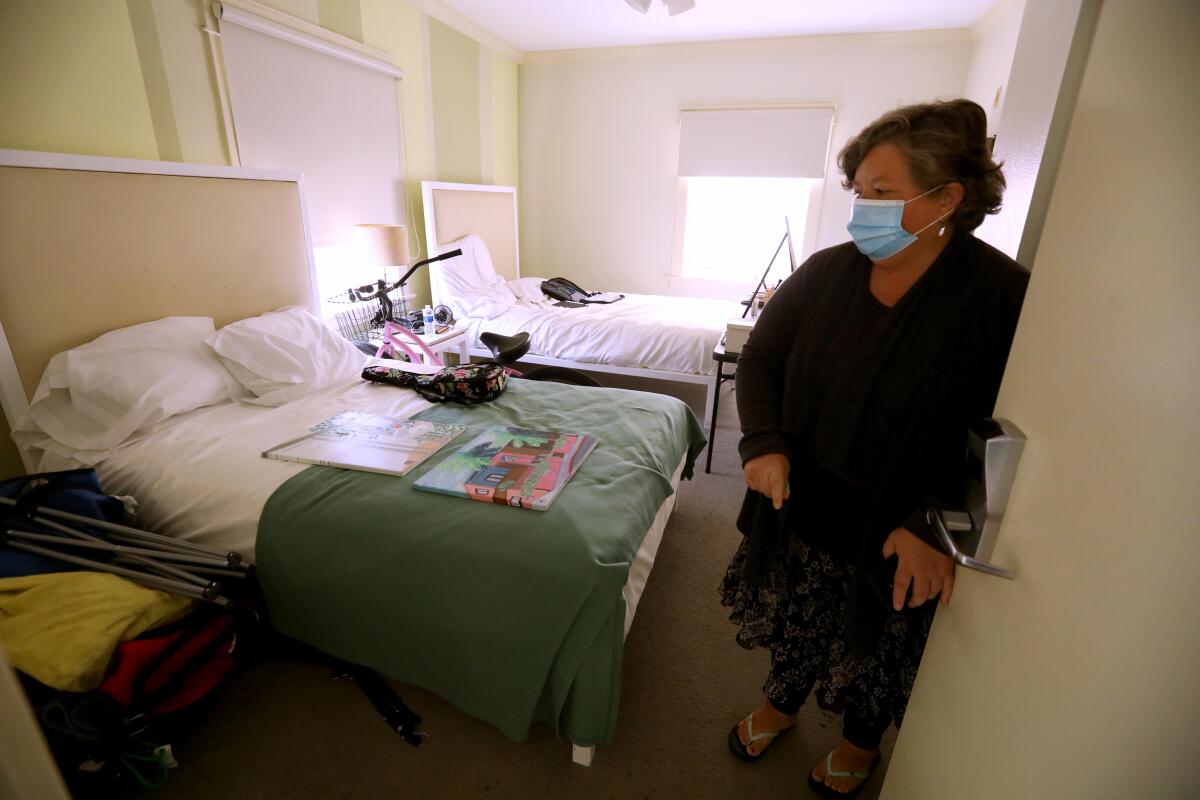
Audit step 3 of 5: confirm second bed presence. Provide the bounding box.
[422,181,742,425]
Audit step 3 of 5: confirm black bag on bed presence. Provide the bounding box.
[540,277,624,304]
[362,362,508,404]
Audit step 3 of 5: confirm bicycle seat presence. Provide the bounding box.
[480,331,530,365]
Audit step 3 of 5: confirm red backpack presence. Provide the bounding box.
[98,607,240,716]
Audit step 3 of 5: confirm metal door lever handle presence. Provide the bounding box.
[927,508,1016,580]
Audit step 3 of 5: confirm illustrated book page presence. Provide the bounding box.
[412,426,598,511]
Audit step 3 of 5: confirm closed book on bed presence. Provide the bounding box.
[412,426,598,511]
[263,411,465,477]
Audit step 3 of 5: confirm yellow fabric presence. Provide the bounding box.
[0,571,193,692]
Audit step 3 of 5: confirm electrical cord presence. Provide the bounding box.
[119,738,169,790]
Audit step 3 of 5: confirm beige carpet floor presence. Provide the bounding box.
[123,376,895,799]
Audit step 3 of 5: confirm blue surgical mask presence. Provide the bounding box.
[846,184,951,260]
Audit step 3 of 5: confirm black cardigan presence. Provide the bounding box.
[734,230,1028,652]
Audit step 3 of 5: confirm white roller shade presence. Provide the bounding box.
[218,6,405,247]
[677,107,834,178]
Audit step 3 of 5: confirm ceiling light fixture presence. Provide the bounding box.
[625,0,695,16]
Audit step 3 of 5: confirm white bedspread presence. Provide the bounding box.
[96,376,430,560]
[465,294,741,376]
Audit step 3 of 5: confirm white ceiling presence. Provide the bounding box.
[429,0,1001,54]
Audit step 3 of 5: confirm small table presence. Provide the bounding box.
[411,324,469,365]
[705,337,739,474]
[369,324,469,365]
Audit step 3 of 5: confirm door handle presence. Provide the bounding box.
[927,508,1016,580]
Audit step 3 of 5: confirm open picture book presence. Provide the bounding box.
[263,411,465,477]
[412,426,599,511]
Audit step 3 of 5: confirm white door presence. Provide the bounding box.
[882,1,1200,798]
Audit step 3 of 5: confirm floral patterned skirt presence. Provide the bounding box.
[719,534,935,733]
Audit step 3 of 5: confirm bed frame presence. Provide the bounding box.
[421,181,720,426]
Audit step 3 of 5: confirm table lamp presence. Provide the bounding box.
[353,223,411,323]
[342,222,463,335]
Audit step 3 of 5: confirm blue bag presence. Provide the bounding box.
[0,469,126,578]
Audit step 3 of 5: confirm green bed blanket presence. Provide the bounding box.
[256,379,706,745]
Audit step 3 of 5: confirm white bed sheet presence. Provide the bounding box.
[95,376,683,635]
[464,294,741,376]
[96,375,429,560]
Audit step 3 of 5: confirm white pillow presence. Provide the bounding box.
[507,276,552,305]
[14,316,239,462]
[206,306,366,406]
[430,234,516,320]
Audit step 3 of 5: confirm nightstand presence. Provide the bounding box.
[407,324,469,365]
[365,323,469,366]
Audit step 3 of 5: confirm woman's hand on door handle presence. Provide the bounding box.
[883,527,956,611]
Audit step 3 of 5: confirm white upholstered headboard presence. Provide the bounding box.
[0,149,320,470]
[421,181,519,306]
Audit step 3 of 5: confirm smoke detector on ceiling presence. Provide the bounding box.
[626,0,696,16]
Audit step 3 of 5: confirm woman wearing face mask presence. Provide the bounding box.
[721,99,1028,798]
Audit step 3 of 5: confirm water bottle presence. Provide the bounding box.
[421,304,436,334]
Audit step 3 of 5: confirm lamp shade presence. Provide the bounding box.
[353,223,410,267]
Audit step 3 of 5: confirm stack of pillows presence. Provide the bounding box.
[13,307,365,470]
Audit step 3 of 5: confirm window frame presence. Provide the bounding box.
[668,102,835,295]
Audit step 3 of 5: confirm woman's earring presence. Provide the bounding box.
[938,225,946,237]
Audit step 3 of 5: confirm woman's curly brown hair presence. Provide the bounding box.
[837,99,1005,232]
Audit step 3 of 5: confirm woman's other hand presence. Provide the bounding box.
[744,453,790,510]
[882,527,955,611]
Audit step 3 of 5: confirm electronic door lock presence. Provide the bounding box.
[928,418,1025,580]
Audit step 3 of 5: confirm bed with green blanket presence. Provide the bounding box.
[255,379,706,746]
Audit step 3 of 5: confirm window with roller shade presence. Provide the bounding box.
[673,106,834,287]
[215,5,409,312]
